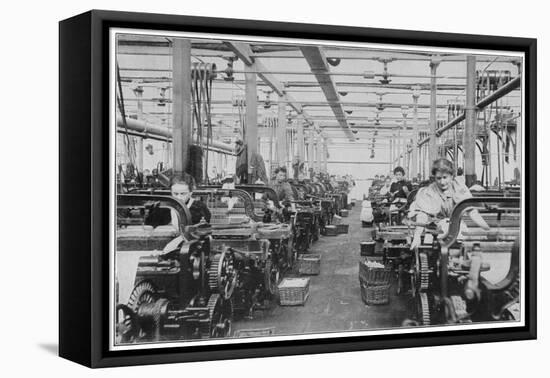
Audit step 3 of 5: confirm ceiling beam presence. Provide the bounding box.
[225,41,306,116]
[300,46,354,141]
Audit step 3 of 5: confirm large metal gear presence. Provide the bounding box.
[264,258,281,296]
[123,281,157,340]
[411,251,432,297]
[419,252,431,291]
[200,294,233,338]
[115,304,138,343]
[417,292,435,326]
[208,248,238,300]
[128,281,157,310]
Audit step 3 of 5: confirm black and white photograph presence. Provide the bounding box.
[110,28,526,350]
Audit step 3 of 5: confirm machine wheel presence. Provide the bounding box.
[417,292,435,326]
[126,281,157,340]
[411,251,431,297]
[128,281,157,311]
[115,304,138,343]
[208,248,238,300]
[202,294,233,338]
[264,258,281,296]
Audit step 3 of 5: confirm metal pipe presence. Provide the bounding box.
[418,75,521,147]
[116,116,234,153]
[327,161,393,165]
[119,66,467,79]
[476,76,521,109]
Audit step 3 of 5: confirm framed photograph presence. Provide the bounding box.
[59,10,536,368]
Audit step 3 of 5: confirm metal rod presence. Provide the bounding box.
[464,56,477,187]
[429,57,440,163]
[119,66,466,79]
[418,75,521,147]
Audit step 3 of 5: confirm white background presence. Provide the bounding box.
[0,0,545,375]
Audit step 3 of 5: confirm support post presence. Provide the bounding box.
[323,139,328,173]
[389,136,393,170]
[464,55,477,187]
[397,122,402,167]
[133,85,144,173]
[245,63,258,183]
[411,90,420,178]
[277,94,288,167]
[307,129,314,173]
[429,56,441,164]
[172,39,192,179]
[297,119,305,162]
[314,135,321,172]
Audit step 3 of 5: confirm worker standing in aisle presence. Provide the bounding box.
[235,139,247,184]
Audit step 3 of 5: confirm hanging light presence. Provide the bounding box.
[377,58,394,85]
[157,87,168,107]
[412,85,422,99]
[222,56,237,81]
[401,105,409,118]
[375,92,386,111]
[263,90,272,109]
[326,57,341,67]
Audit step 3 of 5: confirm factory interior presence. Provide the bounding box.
[113,32,522,345]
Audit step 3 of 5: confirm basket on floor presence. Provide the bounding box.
[360,282,391,305]
[359,260,392,286]
[233,327,275,338]
[325,225,338,236]
[341,209,349,217]
[336,224,349,234]
[297,254,321,275]
[360,241,376,256]
[278,278,310,306]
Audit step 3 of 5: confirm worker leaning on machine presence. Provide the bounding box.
[390,166,413,201]
[408,158,490,250]
[268,166,296,216]
[171,176,211,224]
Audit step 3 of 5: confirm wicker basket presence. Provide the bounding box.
[359,260,392,286]
[325,225,338,236]
[336,224,349,234]
[278,278,310,306]
[233,327,275,338]
[297,254,321,275]
[360,241,376,256]
[341,209,349,217]
[360,282,391,305]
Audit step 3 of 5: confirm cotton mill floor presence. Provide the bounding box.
[230,204,410,337]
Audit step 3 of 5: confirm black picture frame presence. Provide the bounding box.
[59,9,537,368]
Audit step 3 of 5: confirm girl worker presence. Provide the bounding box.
[408,159,490,250]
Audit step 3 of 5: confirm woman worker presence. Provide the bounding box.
[170,177,211,224]
[408,159,490,249]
